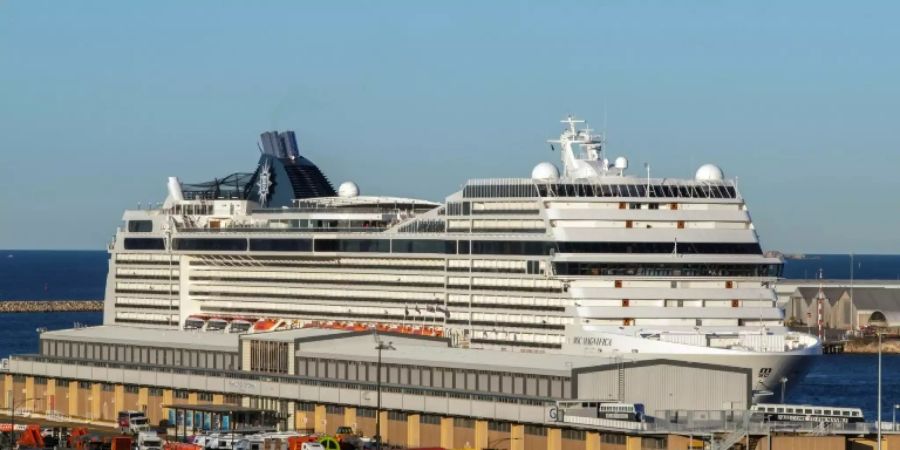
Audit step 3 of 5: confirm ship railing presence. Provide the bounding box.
[254,207,411,214]
[175,226,388,233]
[649,409,878,434]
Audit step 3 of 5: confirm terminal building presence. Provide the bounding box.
[3,325,752,450]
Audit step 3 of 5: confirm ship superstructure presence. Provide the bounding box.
[104,118,819,398]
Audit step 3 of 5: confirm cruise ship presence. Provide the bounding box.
[105,117,820,399]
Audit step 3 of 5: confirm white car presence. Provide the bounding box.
[300,444,324,450]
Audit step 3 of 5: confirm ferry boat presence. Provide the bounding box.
[104,118,820,399]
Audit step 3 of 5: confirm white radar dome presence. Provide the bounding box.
[614,156,629,170]
[695,164,725,182]
[338,181,360,198]
[531,162,560,180]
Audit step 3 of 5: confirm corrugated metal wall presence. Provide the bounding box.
[576,363,747,416]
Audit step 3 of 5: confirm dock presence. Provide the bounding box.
[0,300,102,313]
[822,340,847,354]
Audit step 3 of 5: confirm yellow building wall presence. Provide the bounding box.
[2,375,11,409]
[474,420,489,450]
[440,417,454,450]
[378,411,389,443]
[406,414,420,448]
[46,379,56,413]
[24,377,35,411]
[90,383,102,420]
[625,435,642,450]
[294,410,312,432]
[547,428,562,450]
[138,387,149,414]
[344,407,357,431]
[161,389,173,423]
[511,425,525,450]
[314,404,326,434]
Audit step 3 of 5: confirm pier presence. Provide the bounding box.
[0,300,102,313]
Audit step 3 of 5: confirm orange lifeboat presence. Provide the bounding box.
[253,319,278,332]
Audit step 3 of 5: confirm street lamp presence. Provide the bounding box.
[8,396,42,450]
[780,377,788,404]
[374,337,395,450]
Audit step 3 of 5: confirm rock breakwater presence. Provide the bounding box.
[0,300,102,313]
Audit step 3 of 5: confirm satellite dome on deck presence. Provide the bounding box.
[531,162,560,180]
[338,181,360,198]
[695,164,725,182]
[614,156,629,170]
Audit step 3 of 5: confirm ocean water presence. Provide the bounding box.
[783,254,900,280]
[1,251,900,419]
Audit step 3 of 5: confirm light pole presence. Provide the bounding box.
[780,377,788,403]
[374,338,395,450]
[8,396,42,450]
[877,332,882,449]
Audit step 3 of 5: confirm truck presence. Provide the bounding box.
[136,431,163,450]
[118,411,151,434]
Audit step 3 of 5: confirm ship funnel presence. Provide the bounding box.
[167,177,184,202]
[259,130,300,159]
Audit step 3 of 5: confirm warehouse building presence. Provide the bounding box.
[787,286,900,330]
[3,325,751,450]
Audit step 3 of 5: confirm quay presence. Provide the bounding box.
[4,325,900,450]
[0,300,102,313]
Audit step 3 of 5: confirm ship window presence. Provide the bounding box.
[314,239,389,253]
[173,238,247,251]
[127,220,153,232]
[470,240,549,255]
[392,239,455,254]
[554,262,782,278]
[250,239,312,252]
[457,240,470,254]
[124,238,166,250]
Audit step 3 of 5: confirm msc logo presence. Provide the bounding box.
[758,368,772,378]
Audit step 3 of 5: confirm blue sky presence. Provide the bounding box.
[1,1,898,252]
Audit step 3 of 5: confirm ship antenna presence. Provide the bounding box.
[644,163,651,197]
[603,106,608,137]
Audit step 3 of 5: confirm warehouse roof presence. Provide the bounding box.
[240,327,347,342]
[40,325,239,352]
[296,334,617,376]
